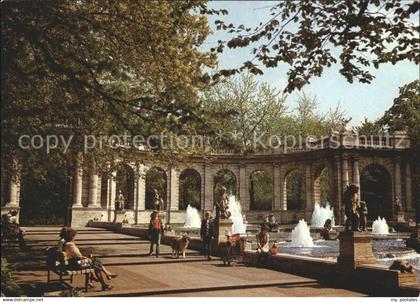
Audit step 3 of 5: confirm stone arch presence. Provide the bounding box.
[179,168,201,210]
[285,169,305,210]
[249,169,273,211]
[145,166,167,210]
[313,165,333,207]
[214,169,237,204]
[115,164,135,210]
[360,163,393,220]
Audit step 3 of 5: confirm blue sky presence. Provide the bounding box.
[204,1,419,126]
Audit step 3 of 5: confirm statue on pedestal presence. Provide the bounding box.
[395,197,402,212]
[152,189,164,211]
[343,184,361,231]
[214,186,231,221]
[358,201,368,231]
[115,190,125,211]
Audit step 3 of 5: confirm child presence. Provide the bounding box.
[270,243,278,256]
[358,201,368,231]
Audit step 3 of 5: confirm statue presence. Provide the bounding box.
[339,117,356,134]
[115,190,125,211]
[343,184,361,231]
[395,197,402,212]
[214,186,231,221]
[358,201,368,231]
[152,189,164,211]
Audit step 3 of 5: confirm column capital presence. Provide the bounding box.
[352,155,360,161]
[394,156,402,163]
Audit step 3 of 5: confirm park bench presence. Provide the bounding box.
[45,247,94,292]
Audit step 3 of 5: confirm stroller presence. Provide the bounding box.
[219,233,246,266]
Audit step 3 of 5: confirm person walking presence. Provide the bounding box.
[200,211,215,260]
[148,210,163,257]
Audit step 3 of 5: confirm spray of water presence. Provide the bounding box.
[227,195,247,234]
[184,205,201,228]
[289,219,314,247]
[310,203,335,227]
[372,217,389,235]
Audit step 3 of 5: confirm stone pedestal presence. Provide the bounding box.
[216,218,233,243]
[337,231,376,269]
[158,212,167,225]
[71,207,102,227]
[395,211,406,223]
[113,210,127,223]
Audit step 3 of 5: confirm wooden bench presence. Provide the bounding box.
[45,247,95,292]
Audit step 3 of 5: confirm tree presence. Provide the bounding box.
[356,117,383,135]
[212,0,419,92]
[378,80,420,222]
[379,80,420,148]
[202,73,287,153]
[202,74,347,153]
[1,1,217,176]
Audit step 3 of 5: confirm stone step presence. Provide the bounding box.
[83,279,319,297]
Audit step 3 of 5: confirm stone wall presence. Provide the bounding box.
[71,208,102,227]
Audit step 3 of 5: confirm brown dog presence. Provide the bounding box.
[389,260,414,273]
[171,235,191,259]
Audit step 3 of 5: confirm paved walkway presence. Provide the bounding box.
[6,227,366,297]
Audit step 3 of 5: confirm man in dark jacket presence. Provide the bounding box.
[200,211,215,260]
[148,210,164,257]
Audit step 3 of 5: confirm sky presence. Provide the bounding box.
[204,1,419,126]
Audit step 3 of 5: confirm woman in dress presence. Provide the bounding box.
[62,228,113,291]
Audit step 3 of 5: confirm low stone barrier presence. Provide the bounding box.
[243,250,419,296]
[88,222,419,296]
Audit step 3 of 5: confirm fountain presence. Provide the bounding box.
[372,217,389,235]
[310,203,335,227]
[227,195,246,234]
[289,219,314,247]
[184,205,201,228]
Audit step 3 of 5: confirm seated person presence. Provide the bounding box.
[405,229,420,253]
[256,224,270,268]
[268,214,278,231]
[57,226,70,252]
[1,210,29,251]
[62,228,113,290]
[321,219,333,240]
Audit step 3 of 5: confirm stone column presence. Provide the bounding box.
[281,168,287,211]
[342,154,349,191]
[88,171,99,208]
[136,164,146,211]
[168,166,179,211]
[335,155,342,224]
[108,170,116,221]
[305,163,312,211]
[353,156,360,190]
[239,164,249,210]
[7,176,20,206]
[72,162,83,207]
[405,162,413,210]
[203,163,213,211]
[273,163,282,210]
[394,156,402,204]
